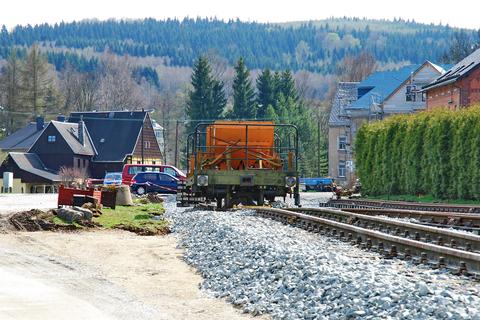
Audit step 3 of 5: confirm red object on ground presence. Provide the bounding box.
[57,185,102,207]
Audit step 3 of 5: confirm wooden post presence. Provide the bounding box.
[174,120,179,168]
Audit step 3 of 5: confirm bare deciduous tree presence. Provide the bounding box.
[59,166,89,188]
[97,52,145,110]
[336,52,376,82]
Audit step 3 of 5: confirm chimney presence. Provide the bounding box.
[57,114,66,122]
[78,116,85,146]
[36,116,44,131]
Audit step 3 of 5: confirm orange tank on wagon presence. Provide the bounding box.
[180,120,300,208]
[200,121,282,171]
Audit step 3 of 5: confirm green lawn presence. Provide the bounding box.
[364,194,480,205]
[94,203,168,235]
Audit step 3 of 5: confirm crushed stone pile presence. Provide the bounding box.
[167,206,480,319]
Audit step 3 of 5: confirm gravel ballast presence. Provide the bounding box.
[167,202,480,319]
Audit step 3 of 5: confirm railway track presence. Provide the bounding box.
[343,208,480,232]
[253,206,480,277]
[322,199,480,213]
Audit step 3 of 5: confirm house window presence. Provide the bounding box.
[338,136,347,150]
[144,141,151,149]
[406,85,417,102]
[338,161,346,178]
[47,135,56,143]
[422,92,427,102]
[77,159,81,168]
[83,159,87,167]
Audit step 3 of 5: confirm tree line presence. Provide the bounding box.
[355,108,480,200]
[0,18,475,73]
[0,45,163,134]
[187,56,327,176]
[0,46,327,176]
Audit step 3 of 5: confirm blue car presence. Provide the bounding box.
[103,172,123,186]
[130,172,179,195]
[300,177,335,192]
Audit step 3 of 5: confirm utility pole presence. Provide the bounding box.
[317,117,321,177]
[141,109,145,164]
[174,120,179,167]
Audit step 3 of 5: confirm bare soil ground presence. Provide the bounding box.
[0,228,257,319]
[0,192,332,319]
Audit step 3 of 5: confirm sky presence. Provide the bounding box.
[1,0,479,29]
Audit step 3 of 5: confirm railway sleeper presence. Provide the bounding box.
[254,207,480,278]
[291,207,480,254]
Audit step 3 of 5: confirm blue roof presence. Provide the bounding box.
[349,65,420,109]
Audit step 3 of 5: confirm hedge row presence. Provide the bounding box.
[355,107,480,200]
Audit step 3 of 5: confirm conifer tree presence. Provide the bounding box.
[212,79,227,117]
[256,68,275,119]
[231,57,256,119]
[278,70,298,103]
[20,44,52,116]
[186,56,226,131]
[1,49,24,133]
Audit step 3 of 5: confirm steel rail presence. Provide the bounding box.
[288,207,480,253]
[322,199,480,213]
[342,208,480,229]
[253,207,480,276]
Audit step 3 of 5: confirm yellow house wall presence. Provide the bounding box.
[0,178,28,193]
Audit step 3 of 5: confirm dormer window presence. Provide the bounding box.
[47,135,56,143]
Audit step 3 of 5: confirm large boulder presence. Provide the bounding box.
[72,206,93,220]
[57,207,92,223]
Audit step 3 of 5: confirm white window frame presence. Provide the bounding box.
[47,135,56,143]
[338,161,346,178]
[338,136,347,151]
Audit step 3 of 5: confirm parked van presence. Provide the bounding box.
[130,172,178,195]
[122,164,186,185]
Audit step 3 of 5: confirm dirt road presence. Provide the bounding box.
[0,192,333,319]
[0,230,255,319]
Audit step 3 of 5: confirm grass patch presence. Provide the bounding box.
[94,203,169,235]
[51,216,84,228]
[364,194,480,205]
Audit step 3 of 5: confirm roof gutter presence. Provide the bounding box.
[422,78,457,91]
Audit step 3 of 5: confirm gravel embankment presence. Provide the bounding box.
[167,202,480,319]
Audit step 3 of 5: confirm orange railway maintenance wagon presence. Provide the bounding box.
[178,121,300,208]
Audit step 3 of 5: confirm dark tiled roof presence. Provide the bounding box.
[49,121,96,156]
[68,111,146,162]
[424,48,480,90]
[9,152,61,182]
[329,82,359,126]
[0,122,48,151]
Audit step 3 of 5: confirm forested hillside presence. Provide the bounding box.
[0,17,477,73]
